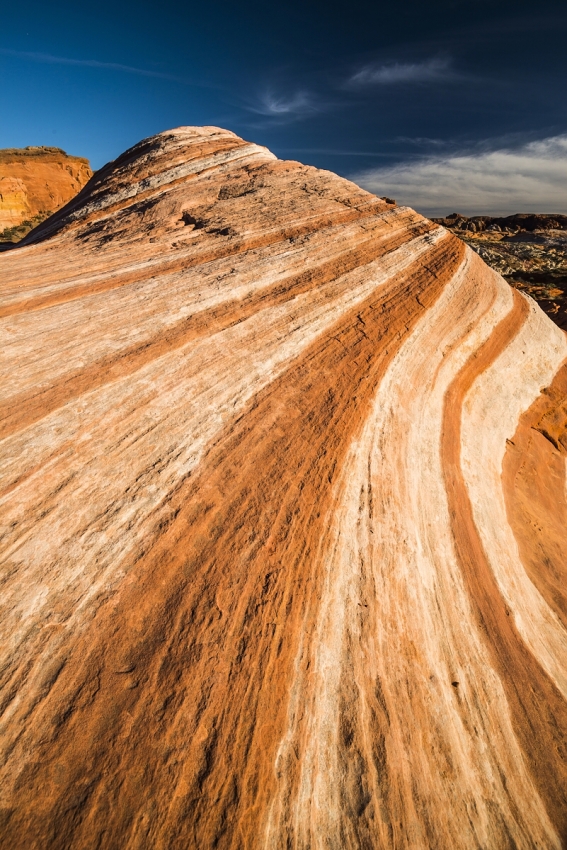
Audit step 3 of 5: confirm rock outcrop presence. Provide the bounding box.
[1,127,567,849]
[434,213,567,331]
[0,146,92,240]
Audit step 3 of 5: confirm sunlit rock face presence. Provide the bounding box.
[0,176,32,227]
[0,146,92,235]
[1,126,567,850]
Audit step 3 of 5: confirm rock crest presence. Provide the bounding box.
[1,127,566,849]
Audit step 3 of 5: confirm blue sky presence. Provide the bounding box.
[1,0,566,215]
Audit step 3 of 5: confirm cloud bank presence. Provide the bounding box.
[352,135,567,216]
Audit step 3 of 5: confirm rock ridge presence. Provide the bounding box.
[0,126,566,849]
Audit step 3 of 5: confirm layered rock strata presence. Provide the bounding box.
[0,146,92,239]
[1,127,566,849]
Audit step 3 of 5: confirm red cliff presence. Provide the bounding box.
[0,146,92,238]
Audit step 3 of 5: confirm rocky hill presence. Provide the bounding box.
[0,146,92,243]
[434,213,567,331]
[1,127,566,849]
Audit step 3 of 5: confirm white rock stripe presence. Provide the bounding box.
[461,296,567,697]
[265,249,559,849]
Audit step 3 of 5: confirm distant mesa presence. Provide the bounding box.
[0,145,92,244]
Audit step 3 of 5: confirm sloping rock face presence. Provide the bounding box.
[0,146,92,237]
[1,127,567,849]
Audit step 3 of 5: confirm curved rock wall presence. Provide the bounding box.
[0,127,566,849]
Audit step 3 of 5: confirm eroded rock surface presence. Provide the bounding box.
[1,127,567,849]
[0,146,92,242]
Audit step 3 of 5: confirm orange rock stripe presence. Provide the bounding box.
[502,362,567,629]
[0,236,463,848]
[18,137,255,244]
[0,204,395,319]
[0,221,433,440]
[442,290,567,837]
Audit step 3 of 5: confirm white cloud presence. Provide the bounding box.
[347,57,452,87]
[351,135,567,216]
[243,91,323,126]
[249,90,318,118]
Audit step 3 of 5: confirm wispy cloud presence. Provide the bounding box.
[351,135,567,217]
[0,47,211,87]
[396,137,447,148]
[248,90,319,118]
[347,57,453,88]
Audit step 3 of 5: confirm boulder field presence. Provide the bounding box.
[433,214,567,332]
[1,127,567,849]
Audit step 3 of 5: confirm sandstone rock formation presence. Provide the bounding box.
[1,127,567,849]
[0,176,31,227]
[434,213,567,331]
[0,146,92,240]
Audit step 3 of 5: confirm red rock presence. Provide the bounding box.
[0,146,92,236]
[0,176,31,227]
[0,126,566,849]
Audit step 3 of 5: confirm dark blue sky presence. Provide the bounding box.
[2,0,566,214]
